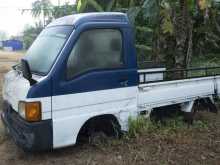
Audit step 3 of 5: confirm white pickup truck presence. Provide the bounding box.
[1,12,220,151]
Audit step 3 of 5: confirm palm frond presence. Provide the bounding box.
[88,0,104,12]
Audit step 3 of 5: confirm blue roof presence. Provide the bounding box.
[47,12,129,28]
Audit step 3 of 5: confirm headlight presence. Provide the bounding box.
[18,101,41,122]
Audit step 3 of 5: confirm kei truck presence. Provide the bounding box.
[1,12,220,151]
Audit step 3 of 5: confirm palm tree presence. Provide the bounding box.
[31,0,53,26]
[52,3,77,19]
[76,0,105,12]
[76,0,138,13]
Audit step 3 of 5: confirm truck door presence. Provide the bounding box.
[51,26,138,148]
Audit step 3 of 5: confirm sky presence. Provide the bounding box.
[0,0,76,37]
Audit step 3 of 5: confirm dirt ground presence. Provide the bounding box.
[0,51,220,165]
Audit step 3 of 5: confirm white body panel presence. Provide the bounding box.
[2,70,51,120]
[52,87,138,148]
[2,71,30,111]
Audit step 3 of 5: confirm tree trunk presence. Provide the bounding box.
[174,0,190,78]
[186,21,193,68]
[152,0,161,63]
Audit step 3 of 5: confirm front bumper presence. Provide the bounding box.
[1,101,53,152]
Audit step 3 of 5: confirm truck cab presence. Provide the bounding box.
[2,13,139,151]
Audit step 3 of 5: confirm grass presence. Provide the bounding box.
[126,115,210,139]
[0,50,24,61]
[127,116,156,138]
[191,54,220,68]
[91,114,211,150]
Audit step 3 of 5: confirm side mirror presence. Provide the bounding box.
[21,59,36,86]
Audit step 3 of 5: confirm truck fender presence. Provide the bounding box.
[76,114,121,142]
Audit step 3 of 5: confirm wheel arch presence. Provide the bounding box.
[76,114,121,143]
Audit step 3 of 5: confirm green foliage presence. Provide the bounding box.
[28,0,220,68]
[77,0,114,12]
[23,0,77,27]
[52,3,77,19]
[127,116,188,138]
[31,0,53,18]
[160,8,174,35]
[127,115,210,139]
[127,116,152,138]
[22,0,77,48]
[191,53,220,67]
[136,44,152,61]
[126,7,141,24]
[22,22,44,49]
[142,0,160,22]
[193,2,220,57]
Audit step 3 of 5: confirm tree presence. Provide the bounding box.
[0,31,8,41]
[21,0,77,48]
[52,2,77,19]
[173,0,191,72]
[138,0,220,71]
[30,0,219,71]
[22,22,44,49]
[77,0,112,12]
[76,0,143,13]
[193,0,220,58]
[31,0,53,26]
[23,0,77,26]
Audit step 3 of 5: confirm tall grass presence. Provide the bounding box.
[127,115,209,138]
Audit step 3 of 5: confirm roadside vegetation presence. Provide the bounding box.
[23,0,220,71]
[127,115,210,139]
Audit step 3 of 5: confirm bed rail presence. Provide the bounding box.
[139,66,220,84]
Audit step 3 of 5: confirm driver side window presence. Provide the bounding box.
[67,29,123,79]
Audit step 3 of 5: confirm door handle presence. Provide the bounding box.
[120,79,129,87]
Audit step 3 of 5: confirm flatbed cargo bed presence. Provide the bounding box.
[138,66,220,111]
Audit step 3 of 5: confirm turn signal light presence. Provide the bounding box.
[19,102,41,122]
[26,102,41,122]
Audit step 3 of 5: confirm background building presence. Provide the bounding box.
[2,39,23,51]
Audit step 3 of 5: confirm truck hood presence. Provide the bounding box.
[2,70,30,112]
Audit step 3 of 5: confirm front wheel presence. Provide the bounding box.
[77,117,122,145]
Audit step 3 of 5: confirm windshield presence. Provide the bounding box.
[25,26,73,75]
